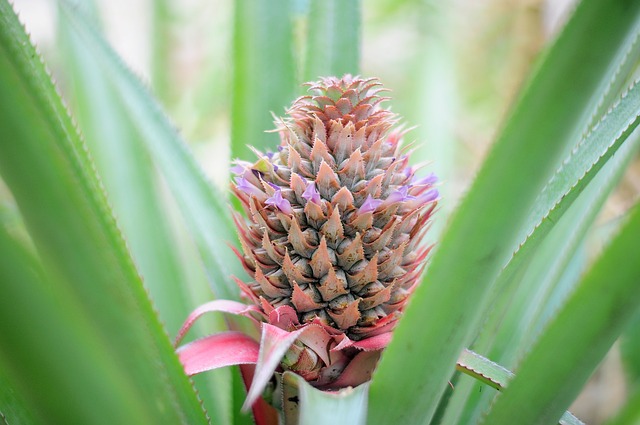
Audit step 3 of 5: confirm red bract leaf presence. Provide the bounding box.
[243,323,307,411]
[326,350,381,389]
[333,332,392,351]
[177,332,259,376]
[174,300,263,346]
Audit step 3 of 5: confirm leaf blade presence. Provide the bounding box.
[482,201,640,425]
[368,1,640,423]
[0,2,207,422]
[303,0,361,82]
[59,0,246,301]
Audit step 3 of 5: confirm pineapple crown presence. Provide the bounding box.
[231,75,438,341]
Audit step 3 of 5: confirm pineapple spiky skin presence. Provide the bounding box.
[231,75,437,343]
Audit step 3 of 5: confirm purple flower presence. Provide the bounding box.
[359,195,383,214]
[302,182,321,204]
[265,189,293,214]
[386,186,416,204]
[418,189,439,203]
[411,172,438,186]
[235,177,264,198]
[230,164,247,176]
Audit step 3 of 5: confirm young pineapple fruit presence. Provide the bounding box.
[232,75,437,347]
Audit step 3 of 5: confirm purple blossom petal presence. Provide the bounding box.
[267,182,280,191]
[411,172,438,186]
[417,189,439,203]
[403,167,414,178]
[230,164,246,176]
[265,190,293,214]
[386,186,417,204]
[234,177,264,198]
[359,195,383,214]
[302,182,321,204]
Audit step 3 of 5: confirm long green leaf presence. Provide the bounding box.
[303,0,360,82]
[58,5,194,337]
[513,79,640,273]
[444,68,640,424]
[621,312,640,383]
[443,129,640,425]
[59,0,246,301]
[231,0,296,160]
[368,1,640,423]
[0,226,171,424]
[0,1,207,422]
[482,201,640,424]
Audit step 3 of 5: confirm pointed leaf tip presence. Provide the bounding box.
[243,323,307,411]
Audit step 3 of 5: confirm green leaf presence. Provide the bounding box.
[512,79,640,277]
[442,111,640,425]
[57,4,196,337]
[621,312,640,383]
[303,0,360,82]
[56,9,236,423]
[0,226,150,424]
[455,349,513,391]
[454,350,583,425]
[283,372,368,425]
[150,0,174,103]
[482,201,640,425]
[368,1,640,423]
[231,0,297,161]
[0,363,38,425]
[59,0,246,302]
[0,1,207,422]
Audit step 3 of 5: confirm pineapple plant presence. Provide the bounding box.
[176,75,438,408]
[2,0,640,425]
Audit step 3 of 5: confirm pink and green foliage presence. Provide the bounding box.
[176,75,438,411]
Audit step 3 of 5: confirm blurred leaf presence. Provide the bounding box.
[231,0,296,161]
[368,1,640,423]
[59,0,246,302]
[446,126,640,425]
[512,79,640,275]
[482,201,640,425]
[604,381,640,425]
[621,311,640,383]
[303,0,360,82]
[0,1,207,422]
[58,4,195,337]
[150,0,173,102]
[56,9,237,423]
[0,226,152,424]
[0,364,38,424]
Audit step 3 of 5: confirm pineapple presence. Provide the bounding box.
[232,75,437,341]
[176,75,437,407]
